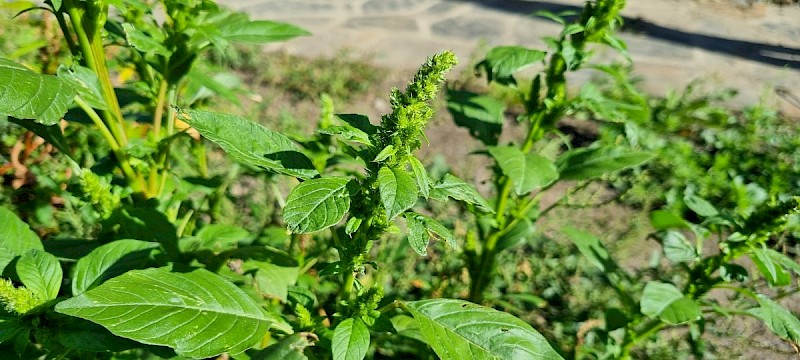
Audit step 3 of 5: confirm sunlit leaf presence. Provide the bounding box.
[55,267,271,359]
[284,177,351,234]
[0,58,75,125]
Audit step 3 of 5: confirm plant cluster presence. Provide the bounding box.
[0,0,798,359]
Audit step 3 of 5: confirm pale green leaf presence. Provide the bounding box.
[122,23,169,56]
[283,177,351,234]
[404,213,428,256]
[748,294,800,343]
[557,147,653,180]
[640,281,701,325]
[408,156,431,199]
[71,239,159,296]
[562,227,613,272]
[0,58,76,125]
[406,299,562,360]
[684,194,718,218]
[332,318,369,360]
[251,261,299,302]
[660,231,697,263]
[751,247,791,286]
[17,249,62,301]
[378,166,419,221]
[179,109,317,179]
[57,65,107,110]
[220,20,311,44]
[650,210,689,230]
[55,267,271,359]
[373,145,396,163]
[432,174,494,213]
[488,146,558,195]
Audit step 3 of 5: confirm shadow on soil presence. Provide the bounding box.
[456,0,800,69]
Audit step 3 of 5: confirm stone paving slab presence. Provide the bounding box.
[219,0,800,115]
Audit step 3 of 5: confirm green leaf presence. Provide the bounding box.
[121,23,169,56]
[650,210,689,230]
[71,239,159,296]
[497,219,534,252]
[185,69,242,107]
[55,267,271,359]
[562,227,614,272]
[318,125,372,145]
[0,58,75,125]
[477,46,547,85]
[748,294,800,343]
[408,157,432,199]
[488,146,558,195]
[446,89,505,146]
[403,213,455,255]
[404,213,428,256]
[16,249,61,301]
[0,207,43,273]
[640,282,701,325]
[250,261,299,302]
[684,194,718,218]
[405,299,562,360]
[193,224,249,252]
[179,109,317,179]
[251,332,315,360]
[750,246,791,286]
[432,174,494,213]
[390,314,425,343]
[220,20,311,44]
[762,248,800,278]
[283,177,351,234]
[660,231,697,263]
[57,65,107,110]
[378,166,419,221]
[557,147,653,180]
[0,317,21,344]
[373,145,396,163]
[332,318,370,360]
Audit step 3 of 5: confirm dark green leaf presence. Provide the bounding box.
[406,299,562,360]
[748,294,800,343]
[179,109,317,179]
[220,20,311,44]
[71,239,158,296]
[488,146,558,195]
[284,177,351,234]
[650,210,689,230]
[332,318,369,360]
[446,89,505,146]
[251,332,316,360]
[432,174,494,213]
[719,263,748,282]
[336,114,378,136]
[0,317,21,343]
[640,282,701,325]
[8,117,75,162]
[55,267,271,359]
[0,58,75,125]
[378,166,419,221]
[557,147,653,180]
[477,46,546,85]
[16,249,61,301]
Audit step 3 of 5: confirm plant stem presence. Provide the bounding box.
[73,96,142,190]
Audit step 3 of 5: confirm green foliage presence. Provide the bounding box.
[0,0,798,358]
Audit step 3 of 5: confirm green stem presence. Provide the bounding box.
[74,96,142,190]
[620,320,665,358]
